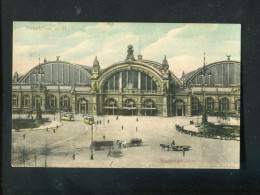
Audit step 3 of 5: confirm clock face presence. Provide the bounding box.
[128,83,133,89]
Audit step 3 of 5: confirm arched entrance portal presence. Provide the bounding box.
[123,99,137,116]
[175,99,185,116]
[142,99,157,116]
[104,98,118,115]
[78,98,88,114]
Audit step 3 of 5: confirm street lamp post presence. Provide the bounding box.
[90,124,94,160]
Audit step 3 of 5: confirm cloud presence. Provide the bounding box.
[12,23,240,76]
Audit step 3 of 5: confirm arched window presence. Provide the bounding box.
[61,95,70,108]
[48,94,57,107]
[23,95,30,108]
[143,99,155,108]
[143,99,157,116]
[106,98,117,107]
[220,97,229,112]
[12,95,18,107]
[124,99,136,108]
[191,97,200,115]
[206,97,214,112]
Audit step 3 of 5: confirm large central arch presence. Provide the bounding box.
[96,61,167,92]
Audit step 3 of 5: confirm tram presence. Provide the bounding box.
[61,113,75,121]
[84,115,94,125]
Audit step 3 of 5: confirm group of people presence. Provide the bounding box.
[46,125,59,133]
[175,124,197,136]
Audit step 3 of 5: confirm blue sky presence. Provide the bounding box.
[13,22,240,77]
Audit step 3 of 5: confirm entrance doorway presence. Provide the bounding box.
[175,99,185,116]
[78,98,88,114]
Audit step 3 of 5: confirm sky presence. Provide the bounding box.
[13,22,240,78]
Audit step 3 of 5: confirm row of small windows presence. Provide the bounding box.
[12,94,71,109]
[104,98,156,108]
[176,97,240,113]
[104,70,157,91]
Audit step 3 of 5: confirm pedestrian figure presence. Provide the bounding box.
[171,140,175,147]
[136,117,138,122]
[136,126,138,132]
[107,150,111,157]
[46,127,49,132]
[97,120,99,125]
[73,153,75,160]
[100,120,102,124]
[103,135,105,140]
[23,134,26,139]
[56,125,58,129]
[53,128,56,133]
[122,125,123,130]
[116,116,118,120]
[108,119,110,124]
[183,148,185,156]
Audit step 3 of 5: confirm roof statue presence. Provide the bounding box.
[126,45,135,61]
[93,56,100,67]
[162,55,169,71]
[226,55,231,60]
[56,56,60,61]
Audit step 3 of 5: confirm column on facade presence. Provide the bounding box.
[30,92,33,109]
[99,95,103,115]
[138,72,141,90]
[214,96,219,113]
[230,96,235,112]
[137,96,142,116]
[119,72,122,92]
[185,96,192,117]
[94,96,97,115]
[57,93,60,110]
[162,96,168,117]
[71,95,76,112]
[18,93,22,108]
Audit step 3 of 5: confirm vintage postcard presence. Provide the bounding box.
[12,22,240,168]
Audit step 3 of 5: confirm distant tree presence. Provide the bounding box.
[18,148,30,167]
[36,108,42,120]
[41,143,51,167]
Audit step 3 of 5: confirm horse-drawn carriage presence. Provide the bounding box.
[160,140,191,151]
[123,138,143,147]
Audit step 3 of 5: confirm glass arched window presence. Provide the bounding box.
[124,99,136,108]
[61,95,70,108]
[49,94,57,107]
[144,99,155,108]
[220,97,229,112]
[192,97,200,110]
[23,95,30,108]
[12,95,18,107]
[106,98,117,107]
[206,97,214,111]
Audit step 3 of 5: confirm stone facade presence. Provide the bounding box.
[12,46,240,117]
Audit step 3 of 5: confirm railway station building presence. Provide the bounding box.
[12,45,241,117]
